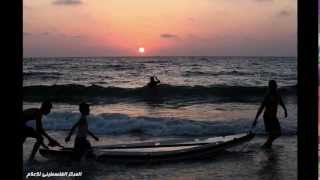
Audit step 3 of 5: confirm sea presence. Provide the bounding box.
[23,56,297,180]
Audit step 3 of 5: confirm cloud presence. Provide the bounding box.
[52,0,83,5]
[208,0,273,2]
[41,32,50,36]
[254,0,273,2]
[277,10,291,17]
[24,31,84,39]
[160,33,179,39]
[23,5,32,10]
[54,32,85,39]
[187,17,195,22]
[71,35,84,38]
[23,32,32,36]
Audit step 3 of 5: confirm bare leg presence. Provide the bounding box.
[40,140,49,149]
[29,141,41,161]
[262,134,280,149]
[85,149,96,159]
[29,135,47,161]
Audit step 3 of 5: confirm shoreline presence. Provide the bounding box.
[23,135,297,180]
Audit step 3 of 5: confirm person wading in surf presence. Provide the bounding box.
[21,100,62,161]
[145,76,161,102]
[147,76,161,88]
[252,80,288,148]
[65,102,99,160]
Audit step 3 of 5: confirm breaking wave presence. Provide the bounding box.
[23,84,296,104]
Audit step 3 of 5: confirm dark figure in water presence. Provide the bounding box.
[65,103,99,160]
[146,76,162,102]
[252,80,288,148]
[147,76,160,88]
[21,100,62,161]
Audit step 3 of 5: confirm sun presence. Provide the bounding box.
[138,47,145,54]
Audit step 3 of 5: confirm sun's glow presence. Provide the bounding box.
[23,1,296,57]
[138,47,145,53]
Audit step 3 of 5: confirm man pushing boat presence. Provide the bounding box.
[21,100,62,162]
[252,80,288,148]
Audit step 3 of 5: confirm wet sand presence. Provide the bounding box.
[23,132,296,180]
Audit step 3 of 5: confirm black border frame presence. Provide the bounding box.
[5,0,23,180]
[15,0,23,179]
[7,0,319,179]
[2,0,22,179]
[298,0,318,179]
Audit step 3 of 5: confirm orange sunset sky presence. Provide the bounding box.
[23,0,297,57]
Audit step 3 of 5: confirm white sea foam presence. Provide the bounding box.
[42,112,297,136]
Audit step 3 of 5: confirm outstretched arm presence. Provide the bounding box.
[279,96,288,118]
[65,121,80,142]
[88,130,99,141]
[36,114,54,142]
[36,114,62,147]
[252,99,265,127]
[154,76,160,84]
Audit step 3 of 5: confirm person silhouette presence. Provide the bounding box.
[21,100,62,161]
[147,76,160,88]
[65,102,99,160]
[252,80,288,148]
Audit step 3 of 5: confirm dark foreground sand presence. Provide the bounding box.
[23,132,296,180]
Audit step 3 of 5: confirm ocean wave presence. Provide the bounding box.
[36,112,297,136]
[99,64,140,71]
[23,71,62,77]
[183,70,254,77]
[23,84,296,104]
[23,71,62,80]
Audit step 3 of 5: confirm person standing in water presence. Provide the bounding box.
[147,76,160,88]
[252,80,288,148]
[65,102,99,160]
[22,100,62,161]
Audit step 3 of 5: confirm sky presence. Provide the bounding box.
[23,0,297,57]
